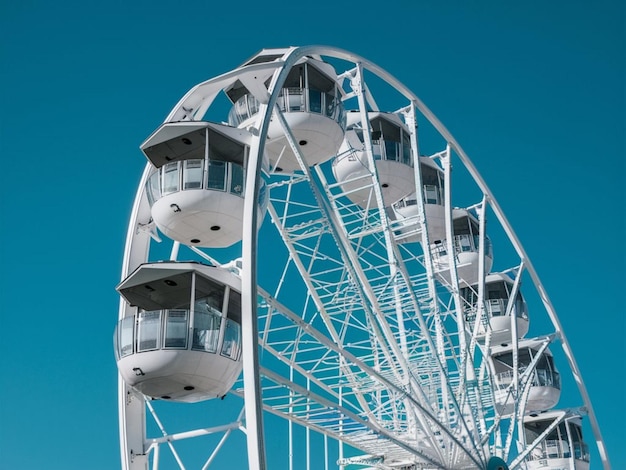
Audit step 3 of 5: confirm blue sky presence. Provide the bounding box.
[1,1,623,468]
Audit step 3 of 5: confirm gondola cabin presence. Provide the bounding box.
[332,112,415,208]
[431,208,493,286]
[114,262,243,403]
[227,49,345,173]
[522,411,590,470]
[490,339,561,415]
[460,272,530,343]
[392,156,445,243]
[141,121,269,248]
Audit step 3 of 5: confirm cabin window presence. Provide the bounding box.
[195,276,225,314]
[164,310,188,349]
[192,311,221,353]
[230,164,244,196]
[137,311,161,352]
[207,160,226,191]
[227,289,242,324]
[162,162,180,195]
[284,88,304,111]
[424,185,439,205]
[146,159,250,207]
[458,234,473,252]
[460,286,477,305]
[372,142,383,160]
[325,93,338,118]
[385,140,398,161]
[569,423,589,461]
[535,353,561,389]
[221,319,241,361]
[402,136,412,166]
[525,420,573,460]
[115,273,244,362]
[488,298,504,317]
[421,163,442,200]
[309,88,322,114]
[119,316,135,358]
[493,347,560,390]
[227,62,343,126]
[183,159,204,190]
[147,171,161,205]
[514,292,526,318]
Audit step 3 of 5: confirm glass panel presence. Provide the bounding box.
[192,311,221,353]
[221,319,241,360]
[248,94,260,118]
[402,134,412,165]
[227,289,242,324]
[458,234,473,252]
[164,310,188,348]
[146,171,161,205]
[487,285,504,300]
[195,275,225,315]
[570,423,588,460]
[207,160,226,191]
[137,311,161,352]
[460,287,471,304]
[183,159,203,190]
[258,180,269,213]
[472,235,481,252]
[119,315,135,358]
[229,163,244,196]
[113,323,120,360]
[515,293,525,318]
[229,95,252,127]
[324,92,336,118]
[385,140,398,161]
[306,64,333,92]
[287,88,304,111]
[309,88,322,114]
[238,95,251,122]
[284,65,304,89]
[431,242,446,258]
[235,97,248,123]
[488,299,505,317]
[162,162,180,194]
[372,143,383,160]
[453,217,471,235]
[424,185,438,204]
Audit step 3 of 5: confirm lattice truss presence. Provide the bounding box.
[230,157,497,468]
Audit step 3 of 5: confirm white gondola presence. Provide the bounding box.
[431,208,493,286]
[523,411,590,470]
[332,111,415,208]
[490,338,561,415]
[461,272,530,343]
[227,49,345,173]
[141,121,269,247]
[114,262,243,403]
[392,156,445,243]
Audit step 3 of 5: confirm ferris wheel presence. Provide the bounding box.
[114,46,611,470]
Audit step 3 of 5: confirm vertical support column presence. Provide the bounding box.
[119,163,155,470]
[241,101,269,470]
[289,366,294,470]
[442,144,468,358]
[338,383,344,470]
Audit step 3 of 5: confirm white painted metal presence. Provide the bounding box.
[116,45,610,470]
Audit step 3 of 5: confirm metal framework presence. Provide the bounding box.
[116,46,610,470]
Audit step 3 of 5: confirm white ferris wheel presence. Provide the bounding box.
[114,46,611,470]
